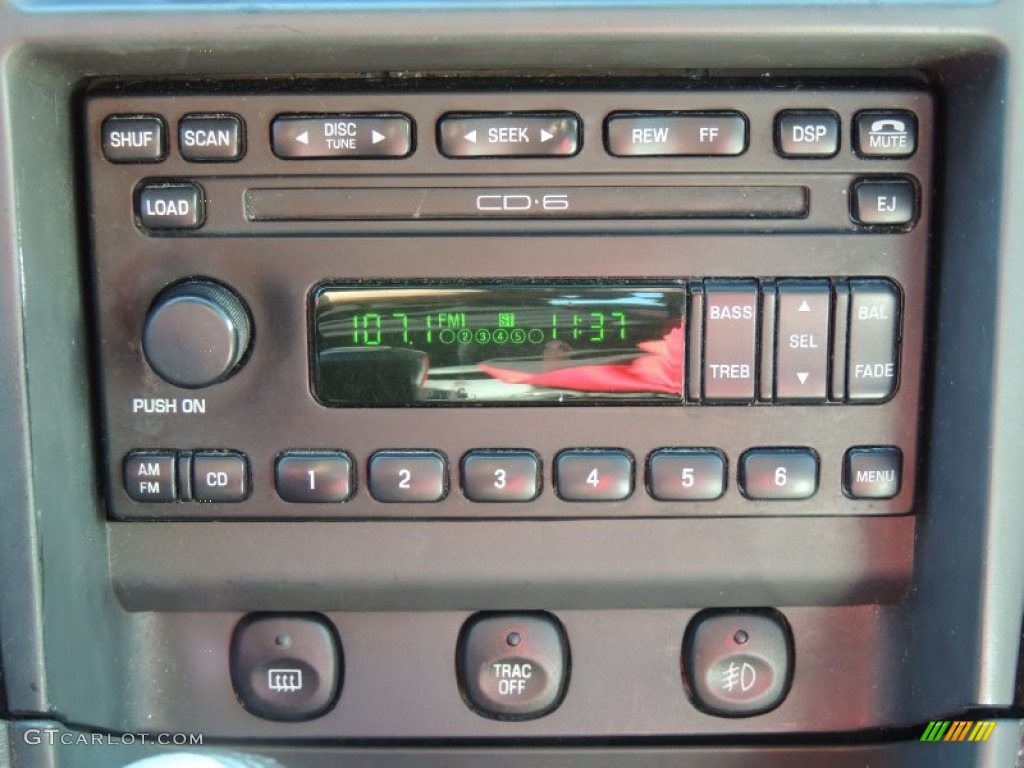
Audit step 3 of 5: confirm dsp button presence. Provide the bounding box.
[123,451,176,502]
[775,110,839,157]
[703,281,758,402]
[193,451,249,502]
[272,114,412,159]
[605,112,746,156]
[458,613,569,720]
[179,114,244,162]
[136,183,204,230]
[368,450,447,502]
[230,614,342,721]
[439,113,580,158]
[684,610,792,717]
[102,115,166,163]
[847,279,901,401]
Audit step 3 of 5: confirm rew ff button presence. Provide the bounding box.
[605,112,747,156]
[458,613,569,720]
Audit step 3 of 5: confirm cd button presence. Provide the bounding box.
[368,451,447,503]
[272,114,412,159]
[193,451,249,503]
[438,113,580,158]
[276,452,353,503]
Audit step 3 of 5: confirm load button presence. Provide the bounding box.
[136,183,205,230]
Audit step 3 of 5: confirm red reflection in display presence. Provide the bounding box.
[477,325,684,395]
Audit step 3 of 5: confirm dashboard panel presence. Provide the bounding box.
[1,2,1024,767]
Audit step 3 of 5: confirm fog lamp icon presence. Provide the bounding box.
[268,668,303,693]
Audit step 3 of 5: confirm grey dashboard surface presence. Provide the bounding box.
[2,1,1024,767]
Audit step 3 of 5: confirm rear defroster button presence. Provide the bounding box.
[458,613,569,720]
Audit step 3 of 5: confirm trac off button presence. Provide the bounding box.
[458,613,569,720]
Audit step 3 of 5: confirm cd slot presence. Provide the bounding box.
[245,185,809,222]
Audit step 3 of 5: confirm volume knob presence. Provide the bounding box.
[143,279,252,388]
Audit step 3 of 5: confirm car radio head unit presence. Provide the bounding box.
[81,83,931,521]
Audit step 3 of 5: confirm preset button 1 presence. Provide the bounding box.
[276,452,353,503]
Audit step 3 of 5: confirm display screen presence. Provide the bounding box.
[312,283,686,405]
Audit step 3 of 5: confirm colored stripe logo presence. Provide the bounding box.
[920,720,996,742]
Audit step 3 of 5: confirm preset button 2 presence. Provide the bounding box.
[368,451,447,502]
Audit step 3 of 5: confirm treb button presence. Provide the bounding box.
[272,114,413,159]
[439,113,580,158]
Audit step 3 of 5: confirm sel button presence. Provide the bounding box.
[458,613,569,720]
[775,281,830,402]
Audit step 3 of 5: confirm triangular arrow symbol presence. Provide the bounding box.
[371,130,385,144]
[540,128,554,142]
[465,130,477,143]
[798,300,811,312]
[797,372,809,385]
[295,131,309,145]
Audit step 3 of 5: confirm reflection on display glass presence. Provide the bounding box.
[313,283,686,405]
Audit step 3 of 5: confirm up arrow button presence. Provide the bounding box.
[439,113,580,158]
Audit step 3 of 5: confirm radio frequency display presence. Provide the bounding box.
[313,283,686,405]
